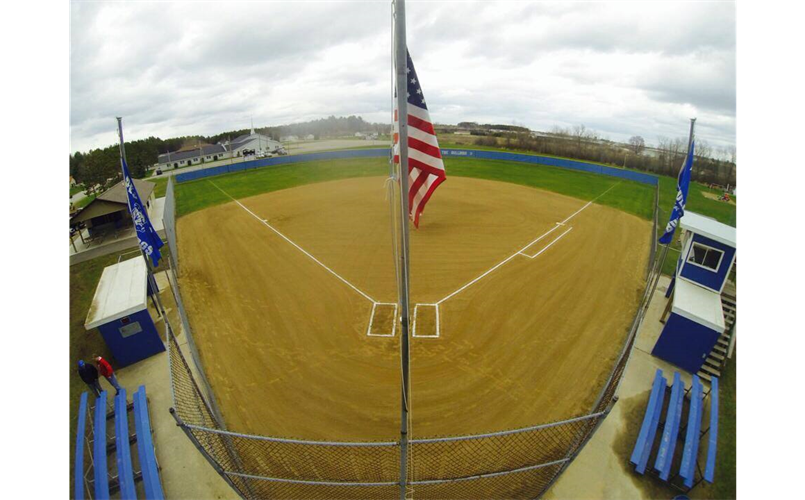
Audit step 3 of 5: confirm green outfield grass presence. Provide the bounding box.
[176,158,389,216]
[175,156,656,220]
[446,158,655,220]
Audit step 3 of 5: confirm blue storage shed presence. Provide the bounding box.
[84,258,165,367]
[652,211,736,373]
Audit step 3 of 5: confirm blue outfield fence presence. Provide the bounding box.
[175,148,658,186]
[441,149,659,185]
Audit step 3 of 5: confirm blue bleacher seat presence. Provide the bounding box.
[115,389,137,499]
[134,386,165,499]
[94,392,110,500]
[74,393,89,500]
[655,372,685,480]
[631,369,666,474]
[704,376,719,483]
[679,375,704,488]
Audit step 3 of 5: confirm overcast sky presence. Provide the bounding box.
[70,1,736,154]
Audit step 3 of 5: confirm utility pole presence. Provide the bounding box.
[393,1,412,499]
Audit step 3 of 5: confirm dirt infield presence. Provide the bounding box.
[177,176,650,441]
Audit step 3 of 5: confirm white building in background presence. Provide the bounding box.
[157,127,283,169]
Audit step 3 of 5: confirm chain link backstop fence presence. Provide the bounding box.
[162,173,662,499]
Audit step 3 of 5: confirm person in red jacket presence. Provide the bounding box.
[94,355,123,395]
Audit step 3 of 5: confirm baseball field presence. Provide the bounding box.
[174,156,653,442]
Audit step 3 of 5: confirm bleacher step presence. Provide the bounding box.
[704,358,721,370]
[700,364,721,377]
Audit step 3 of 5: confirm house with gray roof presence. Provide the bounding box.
[157,128,283,168]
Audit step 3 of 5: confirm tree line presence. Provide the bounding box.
[69,116,389,194]
[471,125,736,187]
[70,117,736,195]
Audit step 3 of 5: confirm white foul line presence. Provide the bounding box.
[208,181,377,304]
[436,182,621,305]
[519,226,574,259]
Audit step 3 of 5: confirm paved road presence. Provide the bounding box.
[70,189,88,205]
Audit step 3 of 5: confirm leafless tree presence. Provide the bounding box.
[628,135,646,155]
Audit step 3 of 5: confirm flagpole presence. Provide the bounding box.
[393,1,412,499]
[646,117,696,305]
[116,117,166,319]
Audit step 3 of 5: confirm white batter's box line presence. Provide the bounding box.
[367,302,398,337]
[412,303,440,338]
[519,226,574,259]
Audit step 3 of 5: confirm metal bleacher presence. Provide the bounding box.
[74,385,164,499]
[630,369,720,492]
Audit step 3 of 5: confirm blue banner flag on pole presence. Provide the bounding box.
[659,141,695,244]
[122,157,164,266]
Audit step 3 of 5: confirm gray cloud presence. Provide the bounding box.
[70,1,736,153]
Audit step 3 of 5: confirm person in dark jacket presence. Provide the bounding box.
[78,360,102,397]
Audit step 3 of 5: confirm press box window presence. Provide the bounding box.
[688,243,723,271]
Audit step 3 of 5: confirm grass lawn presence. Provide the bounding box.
[150,177,169,198]
[73,194,96,210]
[657,176,736,228]
[70,184,85,197]
[706,345,738,499]
[69,247,171,495]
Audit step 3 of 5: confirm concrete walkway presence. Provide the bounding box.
[544,275,700,499]
[108,271,237,499]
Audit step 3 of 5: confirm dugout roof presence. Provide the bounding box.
[85,257,148,330]
[71,179,156,224]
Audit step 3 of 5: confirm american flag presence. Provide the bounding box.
[394,50,446,228]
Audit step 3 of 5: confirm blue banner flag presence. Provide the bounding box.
[122,158,164,266]
[659,142,695,244]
